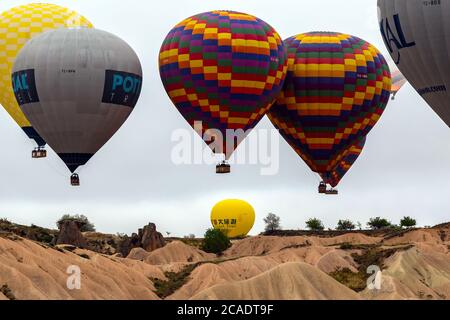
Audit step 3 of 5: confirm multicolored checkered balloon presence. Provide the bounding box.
[268,32,391,184]
[159,11,287,158]
[321,137,365,187]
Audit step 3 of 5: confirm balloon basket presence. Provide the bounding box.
[318,182,327,194]
[216,161,231,174]
[32,147,47,159]
[325,189,338,195]
[70,173,80,186]
[318,182,338,195]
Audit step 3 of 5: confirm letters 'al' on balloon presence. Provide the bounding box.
[210,199,255,238]
[268,32,391,183]
[0,3,93,147]
[159,11,288,159]
[378,0,450,126]
[12,28,142,172]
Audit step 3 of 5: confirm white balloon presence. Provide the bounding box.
[12,28,143,172]
[378,0,450,127]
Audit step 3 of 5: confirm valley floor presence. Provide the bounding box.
[1,224,449,300]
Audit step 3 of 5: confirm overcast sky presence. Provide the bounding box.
[0,0,449,237]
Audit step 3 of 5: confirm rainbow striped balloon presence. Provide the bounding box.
[321,137,365,187]
[268,32,390,183]
[159,11,287,158]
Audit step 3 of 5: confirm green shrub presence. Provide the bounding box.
[305,218,325,231]
[201,228,231,254]
[336,219,356,231]
[57,214,95,232]
[367,217,391,230]
[400,216,417,228]
[264,213,281,232]
[0,218,11,225]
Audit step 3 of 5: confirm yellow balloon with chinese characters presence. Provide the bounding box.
[210,199,255,238]
[0,3,93,147]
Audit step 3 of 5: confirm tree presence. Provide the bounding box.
[400,216,417,229]
[336,219,356,231]
[57,214,95,232]
[356,222,362,230]
[201,228,231,255]
[263,213,281,232]
[305,218,325,231]
[367,217,391,230]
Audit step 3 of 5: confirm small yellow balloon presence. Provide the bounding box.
[210,199,255,238]
[0,3,93,145]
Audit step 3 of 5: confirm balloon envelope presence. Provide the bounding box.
[321,137,366,187]
[391,68,407,98]
[378,0,450,126]
[268,32,391,184]
[210,199,255,238]
[159,11,287,159]
[0,3,93,147]
[12,28,142,172]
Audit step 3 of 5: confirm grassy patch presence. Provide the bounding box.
[0,220,56,245]
[329,268,367,292]
[150,263,201,299]
[84,232,120,255]
[0,218,11,224]
[0,284,16,300]
[0,231,22,241]
[351,245,413,269]
[150,255,247,299]
[329,245,414,292]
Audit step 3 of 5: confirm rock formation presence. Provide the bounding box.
[56,220,87,248]
[118,223,165,257]
[140,223,165,252]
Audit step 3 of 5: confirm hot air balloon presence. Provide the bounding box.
[320,137,366,192]
[210,199,255,238]
[378,0,450,126]
[268,32,391,194]
[159,11,287,174]
[390,68,407,100]
[12,28,142,186]
[0,3,93,158]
